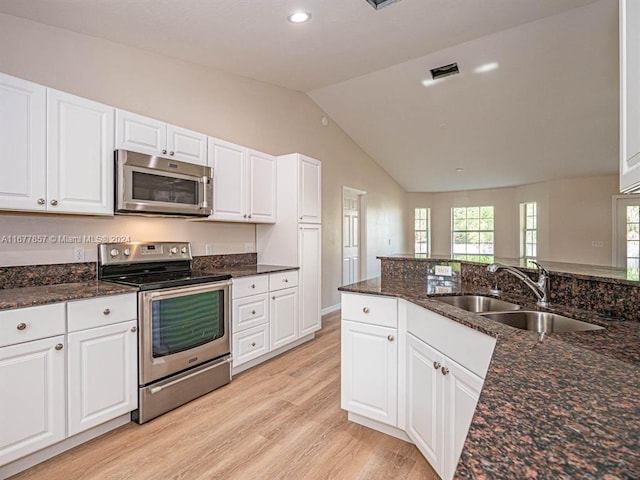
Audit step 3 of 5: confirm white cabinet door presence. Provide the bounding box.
[167,124,207,166]
[67,320,137,436]
[620,0,640,192]
[442,356,483,480]
[341,319,397,426]
[0,336,65,466]
[406,333,444,476]
[47,89,114,215]
[208,137,246,222]
[233,323,270,367]
[115,110,166,157]
[298,155,321,223]
[247,149,276,223]
[0,73,46,212]
[270,286,298,350]
[299,224,321,336]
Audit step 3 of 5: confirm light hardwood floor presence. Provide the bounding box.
[10,312,438,480]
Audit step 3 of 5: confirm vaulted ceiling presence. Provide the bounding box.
[0,0,617,191]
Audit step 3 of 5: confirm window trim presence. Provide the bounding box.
[414,207,430,254]
[451,205,495,262]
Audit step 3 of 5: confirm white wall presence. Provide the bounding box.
[0,13,407,308]
[406,174,618,266]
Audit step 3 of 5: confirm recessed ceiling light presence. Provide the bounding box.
[288,11,311,23]
[474,62,499,74]
[455,168,464,173]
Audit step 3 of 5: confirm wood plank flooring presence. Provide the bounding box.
[10,312,438,480]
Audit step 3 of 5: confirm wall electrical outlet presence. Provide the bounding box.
[73,246,85,262]
[205,244,214,255]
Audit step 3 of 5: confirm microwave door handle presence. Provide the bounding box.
[200,176,210,209]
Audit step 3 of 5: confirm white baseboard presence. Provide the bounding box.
[231,333,315,375]
[321,303,341,316]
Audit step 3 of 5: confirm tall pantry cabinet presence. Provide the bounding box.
[257,154,322,337]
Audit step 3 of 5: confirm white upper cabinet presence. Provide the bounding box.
[299,155,321,223]
[207,137,276,223]
[247,149,276,223]
[0,73,46,212]
[116,110,207,165]
[620,0,640,192]
[47,89,114,215]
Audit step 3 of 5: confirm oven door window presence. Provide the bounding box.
[132,171,198,206]
[151,290,224,357]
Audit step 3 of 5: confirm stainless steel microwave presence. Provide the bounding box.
[115,149,213,217]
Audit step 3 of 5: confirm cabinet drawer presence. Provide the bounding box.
[232,275,269,299]
[67,293,137,332]
[342,293,397,328]
[233,323,270,367]
[269,270,299,291]
[0,303,66,347]
[233,293,269,332]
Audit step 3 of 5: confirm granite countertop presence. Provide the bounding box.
[0,281,138,311]
[339,277,640,479]
[378,253,640,286]
[0,264,298,312]
[197,264,299,278]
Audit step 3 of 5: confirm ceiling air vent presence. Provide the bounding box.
[366,0,401,10]
[430,63,460,80]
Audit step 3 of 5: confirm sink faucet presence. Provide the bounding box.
[487,261,551,308]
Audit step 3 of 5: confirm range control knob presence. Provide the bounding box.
[110,248,119,258]
[170,247,178,254]
[181,247,187,254]
[123,248,131,256]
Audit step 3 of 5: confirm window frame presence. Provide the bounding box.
[520,201,537,259]
[414,207,430,254]
[451,205,495,263]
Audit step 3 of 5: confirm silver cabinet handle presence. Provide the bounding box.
[37,198,45,205]
[441,367,450,376]
[248,214,252,219]
[251,284,255,289]
[169,151,175,156]
[251,310,256,315]
[16,323,27,331]
[50,199,58,206]
[55,343,64,351]
[162,149,167,154]
[433,361,441,370]
[131,326,137,333]
[272,296,276,300]
[362,307,370,314]
[103,308,111,315]
[250,342,256,347]
[387,335,394,341]
[283,279,288,283]
[299,216,303,220]
[244,214,248,218]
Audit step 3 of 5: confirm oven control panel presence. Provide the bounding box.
[99,242,192,265]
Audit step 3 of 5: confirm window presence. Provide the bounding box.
[452,206,494,262]
[414,208,430,254]
[626,205,640,280]
[520,202,537,259]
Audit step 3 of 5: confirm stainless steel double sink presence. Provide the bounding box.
[434,295,604,334]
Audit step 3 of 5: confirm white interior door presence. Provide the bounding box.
[343,187,365,285]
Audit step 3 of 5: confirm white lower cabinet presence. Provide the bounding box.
[341,319,398,426]
[231,271,301,370]
[270,287,299,350]
[67,320,138,436]
[341,293,496,480]
[0,335,66,466]
[0,293,138,469]
[406,333,483,480]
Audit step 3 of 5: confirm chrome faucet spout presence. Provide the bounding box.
[487,261,551,307]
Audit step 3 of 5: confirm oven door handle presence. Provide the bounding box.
[148,356,232,395]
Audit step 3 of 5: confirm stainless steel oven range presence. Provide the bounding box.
[98,241,232,424]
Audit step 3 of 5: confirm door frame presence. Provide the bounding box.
[342,186,367,283]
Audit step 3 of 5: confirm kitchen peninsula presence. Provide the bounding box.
[339,254,640,479]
